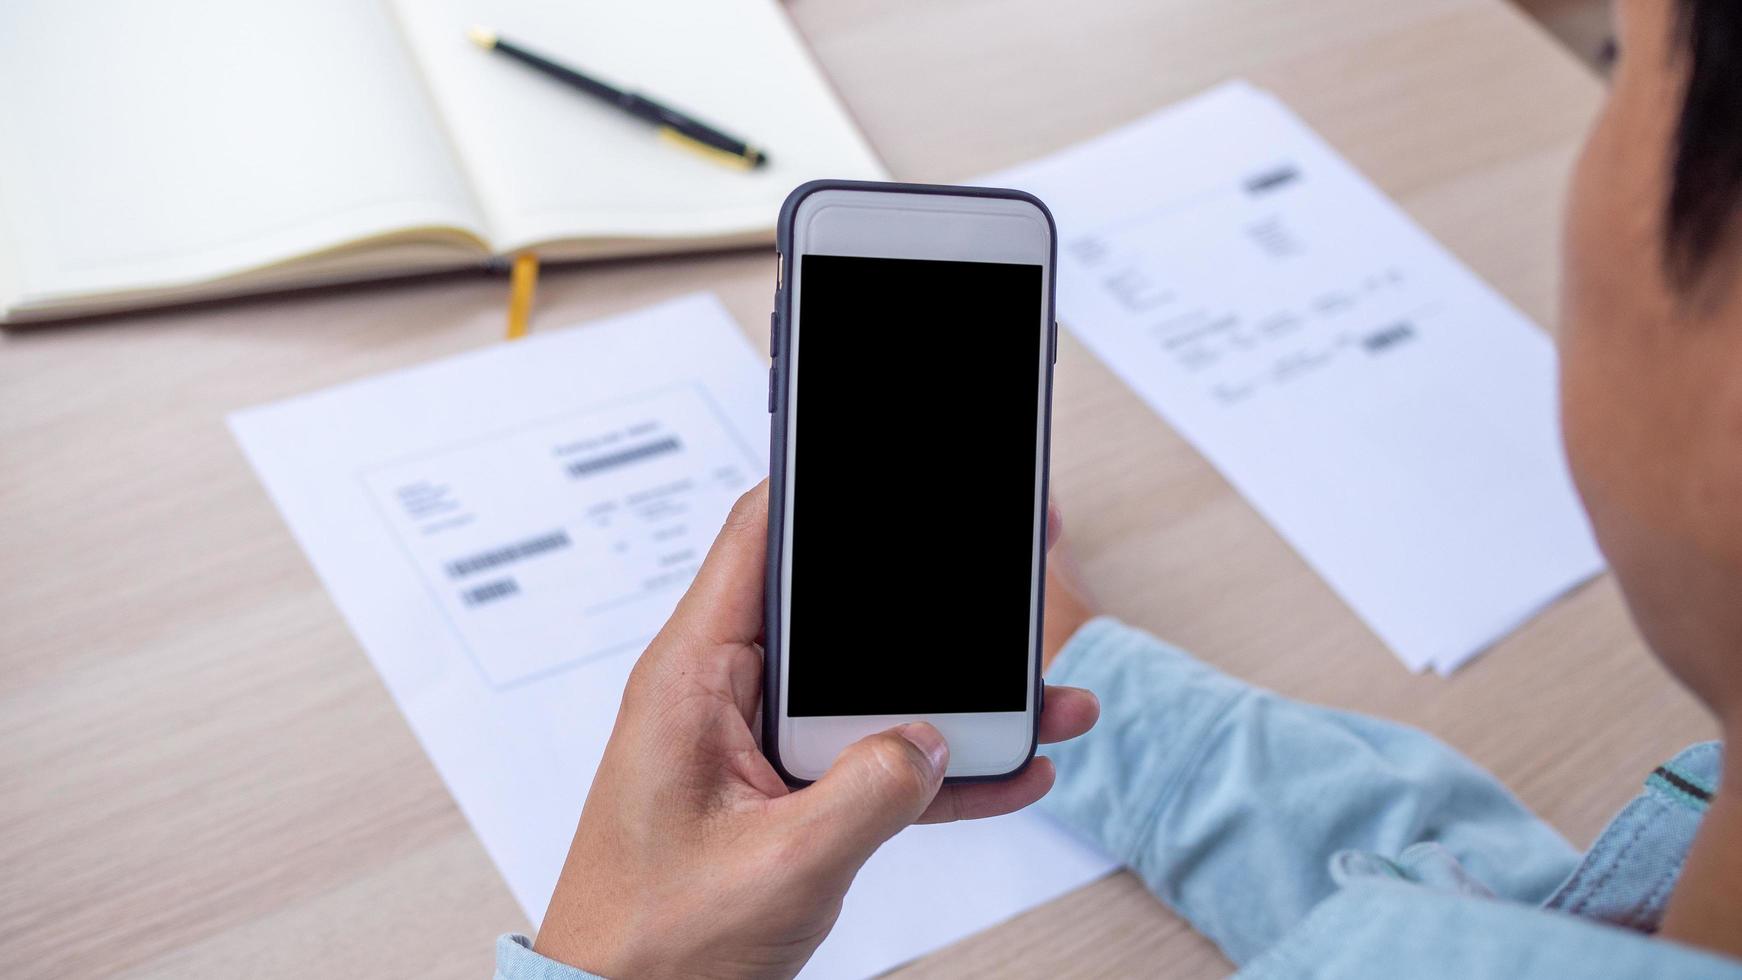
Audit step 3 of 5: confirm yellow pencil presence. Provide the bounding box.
[506,252,539,340]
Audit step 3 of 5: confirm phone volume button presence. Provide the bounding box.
[767,363,777,414]
[770,310,780,358]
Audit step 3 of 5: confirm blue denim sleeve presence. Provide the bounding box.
[495,935,607,980]
[1038,617,1580,966]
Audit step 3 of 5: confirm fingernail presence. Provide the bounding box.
[896,723,948,774]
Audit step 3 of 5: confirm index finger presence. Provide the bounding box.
[1039,685,1099,743]
[666,480,769,647]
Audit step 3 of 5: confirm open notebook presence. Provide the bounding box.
[0,1,886,323]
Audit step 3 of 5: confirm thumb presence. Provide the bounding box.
[786,724,949,871]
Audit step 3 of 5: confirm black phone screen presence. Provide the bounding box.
[786,253,1046,717]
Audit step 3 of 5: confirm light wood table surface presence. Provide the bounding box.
[0,1,1716,977]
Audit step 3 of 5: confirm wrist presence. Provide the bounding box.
[536,885,720,980]
[532,924,626,978]
[501,935,611,980]
[533,876,652,978]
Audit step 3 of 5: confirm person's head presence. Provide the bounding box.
[1561,0,1742,728]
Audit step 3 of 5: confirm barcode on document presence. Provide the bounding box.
[566,437,682,478]
[445,530,571,579]
[461,578,520,606]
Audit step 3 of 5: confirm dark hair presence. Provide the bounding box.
[1667,0,1742,287]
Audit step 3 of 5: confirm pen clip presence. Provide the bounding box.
[657,127,759,171]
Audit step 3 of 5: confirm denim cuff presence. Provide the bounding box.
[494,934,608,980]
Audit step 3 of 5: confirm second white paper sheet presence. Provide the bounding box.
[984,82,1603,673]
[229,293,1113,979]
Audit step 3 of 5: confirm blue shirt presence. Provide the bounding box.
[498,617,1739,978]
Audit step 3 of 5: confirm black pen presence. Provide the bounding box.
[467,27,769,171]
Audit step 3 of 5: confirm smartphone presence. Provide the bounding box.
[762,179,1058,783]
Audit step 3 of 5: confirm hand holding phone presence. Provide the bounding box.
[764,180,1061,782]
[532,482,1100,979]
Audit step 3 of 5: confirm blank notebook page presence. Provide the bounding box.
[0,0,486,308]
[389,0,888,251]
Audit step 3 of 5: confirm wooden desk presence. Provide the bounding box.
[0,1,1714,976]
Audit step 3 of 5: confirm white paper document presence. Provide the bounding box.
[230,293,1112,978]
[985,82,1603,673]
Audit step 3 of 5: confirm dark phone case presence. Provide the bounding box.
[762,178,1060,787]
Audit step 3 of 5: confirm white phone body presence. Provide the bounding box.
[765,181,1057,783]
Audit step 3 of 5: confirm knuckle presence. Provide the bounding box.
[758,826,814,871]
[622,651,656,696]
[723,483,767,532]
